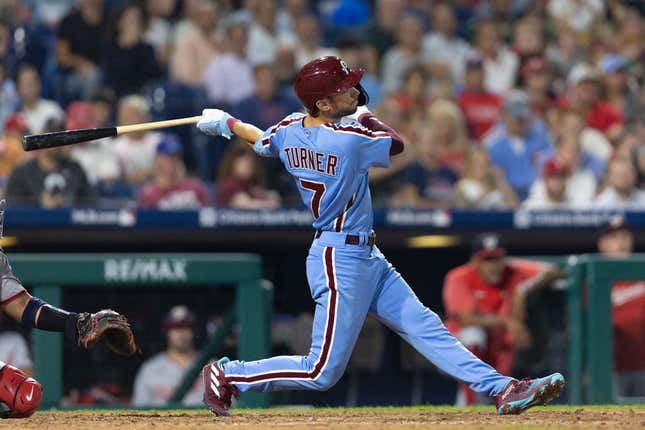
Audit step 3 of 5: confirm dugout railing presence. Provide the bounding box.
[9,253,271,409]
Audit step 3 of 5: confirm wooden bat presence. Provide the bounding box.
[22,116,202,151]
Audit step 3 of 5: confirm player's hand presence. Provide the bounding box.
[343,105,371,123]
[197,108,234,139]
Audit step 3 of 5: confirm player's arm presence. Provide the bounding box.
[196,109,263,146]
[349,106,404,156]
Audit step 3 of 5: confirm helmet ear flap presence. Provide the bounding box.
[356,84,369,106]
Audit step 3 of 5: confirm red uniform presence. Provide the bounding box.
[443,259,544,375]
[611,281,645,372]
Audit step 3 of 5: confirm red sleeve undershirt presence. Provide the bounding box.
[358,113,405,156]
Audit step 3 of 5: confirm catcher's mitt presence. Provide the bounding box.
[77,310,140,356]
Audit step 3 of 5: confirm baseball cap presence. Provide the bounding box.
[599,54,628,74]
[567,63,600,85]
[471,233,506,259]
[155,134,182,156]
[521,57,548,77]
[465,53,484,69]
[502,90,531,119]
[542,158,570,177]
[162,305,196,330]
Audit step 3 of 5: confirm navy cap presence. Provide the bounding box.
[600,215,631,236]
[471,233,506,258]
[156,134,182,156]
[162,305,195,330]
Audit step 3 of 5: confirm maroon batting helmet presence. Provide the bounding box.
[294,56,366,112]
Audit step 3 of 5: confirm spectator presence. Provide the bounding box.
[6,117,95,208]
[457,54,502,140]
[520,57,556,121]
[338,38,383,109]
[16,64,64,135]
[380,14,424,95]
[362,0,402,57]
[276,0,309,38]
[562,63,624,140]
[132,305,202,406]
[0,114,28,183]
[138,136,209,210]
[453,145,517,209]
[0,63,19,135]
[291,14,339,69]
[512,18,545,63]
[596,218,645,400]
[422,1,472,85]
[426,99,468,172]
[523,157,593,209]
[247,0,283,65]
[216,141,280,209]
[170,0,219,87]
[390,64,430,124]
[474,19,518,94]
[232,63,301,130]
[203,15,254,106]
[52,0,106,104]
[556,108,611,170]
[443,233,563,404]
[484,90,553,200]
[143,0,177,65]
[103,2,163,97]
[594,156,645,208]
[600,54,642,125]
[112,95,163,185]
[547,0,604,35]
[390,121,458,208]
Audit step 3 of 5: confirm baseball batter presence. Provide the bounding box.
[196,56,565,416]
[0,202,138,418]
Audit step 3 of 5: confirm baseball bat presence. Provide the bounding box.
[22,116,202,151]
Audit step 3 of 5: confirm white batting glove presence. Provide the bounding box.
[343,105,372,123]
[197,108,234,139]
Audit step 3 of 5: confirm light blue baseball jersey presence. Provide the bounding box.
[253,113,392,232]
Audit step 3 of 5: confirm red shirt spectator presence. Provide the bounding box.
[137,136,209,210]
[458,55,502,140]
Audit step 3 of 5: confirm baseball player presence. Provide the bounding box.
[196,56,565,416]
[0,202,138,418]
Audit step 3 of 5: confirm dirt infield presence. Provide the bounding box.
[0,406,642,430]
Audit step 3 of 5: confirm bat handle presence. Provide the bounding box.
[116,116,202,134]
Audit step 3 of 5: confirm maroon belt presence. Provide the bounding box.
[315,230,375,246]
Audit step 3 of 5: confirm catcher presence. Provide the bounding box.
[0,202,138,418]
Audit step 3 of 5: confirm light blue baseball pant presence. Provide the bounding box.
[224,232,512,396]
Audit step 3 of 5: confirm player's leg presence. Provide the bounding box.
[0,361,42,418]
[368,247,564,414]
[204,244,379,415]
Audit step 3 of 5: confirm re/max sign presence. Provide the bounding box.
[104,259,188,282]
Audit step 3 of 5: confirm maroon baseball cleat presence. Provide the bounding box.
[203,357,238,417]
[493,373,565,415]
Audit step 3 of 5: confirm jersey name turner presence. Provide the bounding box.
[283,146,338,176]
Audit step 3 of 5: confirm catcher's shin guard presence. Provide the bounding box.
[0,364,43,418]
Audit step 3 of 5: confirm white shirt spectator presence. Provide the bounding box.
[247,23,279,65]
[547,0,604,33]
[203,53,255,105]
[70,139,122,184]
[483,47,518,95]
[113,132,162,180]
[422,33,472,84]
[21,99,64,134]
[524,170,596,209]
[132,352,202,406]
[381,48,420,95]
[594,188,645,209]
[0,332,32,371]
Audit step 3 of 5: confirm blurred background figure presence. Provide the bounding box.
[132,305,202,406]
[5,117,95,208]
[216,142,280,209]
[457,54,501,141]
[596,218,645,400]
[0,114,29,193]
[380,14,424,95]
[594,157,645,208]
[484,90,553,200]
[473,18,518,95]
[138,135,209,210]
[17,64,64,135]
[443,233,563,405]
[0,314,33,377]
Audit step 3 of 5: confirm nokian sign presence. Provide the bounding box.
[104,258,188,282]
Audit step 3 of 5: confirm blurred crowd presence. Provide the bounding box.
[0,0,645,210]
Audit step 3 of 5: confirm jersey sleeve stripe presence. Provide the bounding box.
[322,123,390,139]
[263,115,306,145]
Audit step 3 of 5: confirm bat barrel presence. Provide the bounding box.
[22,127,117,151]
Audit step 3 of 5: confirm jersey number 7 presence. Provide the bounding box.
[299,179,326,219]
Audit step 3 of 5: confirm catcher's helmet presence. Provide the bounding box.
[294,56,367,112]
